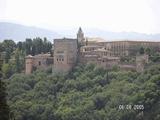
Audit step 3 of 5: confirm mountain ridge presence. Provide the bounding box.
[0,22,160,42]
[0,22,61,42]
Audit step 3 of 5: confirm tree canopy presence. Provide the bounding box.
[6,63,160,120]
[0,78,10,120]
[0,38,52,78]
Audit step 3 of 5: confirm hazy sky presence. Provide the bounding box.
[0,0,160,34]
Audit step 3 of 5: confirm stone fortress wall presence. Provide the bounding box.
[25,54,53,74]
[53,38,78,73]
[25,28,160,74]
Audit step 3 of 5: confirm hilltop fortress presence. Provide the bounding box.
[25,28,160,74]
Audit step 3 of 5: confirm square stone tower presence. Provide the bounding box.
[77,27,85,46]
[53,38,78,73]
[25,55,34,74]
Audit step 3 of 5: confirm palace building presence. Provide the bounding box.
[25,28,160,74]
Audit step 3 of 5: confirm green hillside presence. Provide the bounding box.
[6,63,160,120]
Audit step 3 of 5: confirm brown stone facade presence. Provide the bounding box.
[25,28,160,74]
[53,38,78,73]
[25,54,53,74]
[94,41,160,57]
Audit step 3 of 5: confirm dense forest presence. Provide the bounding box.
[0,38,52,78]
[0,73,10,119]
[0,38,52,119]
[1,39,160,120]
[5,63,160,120]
